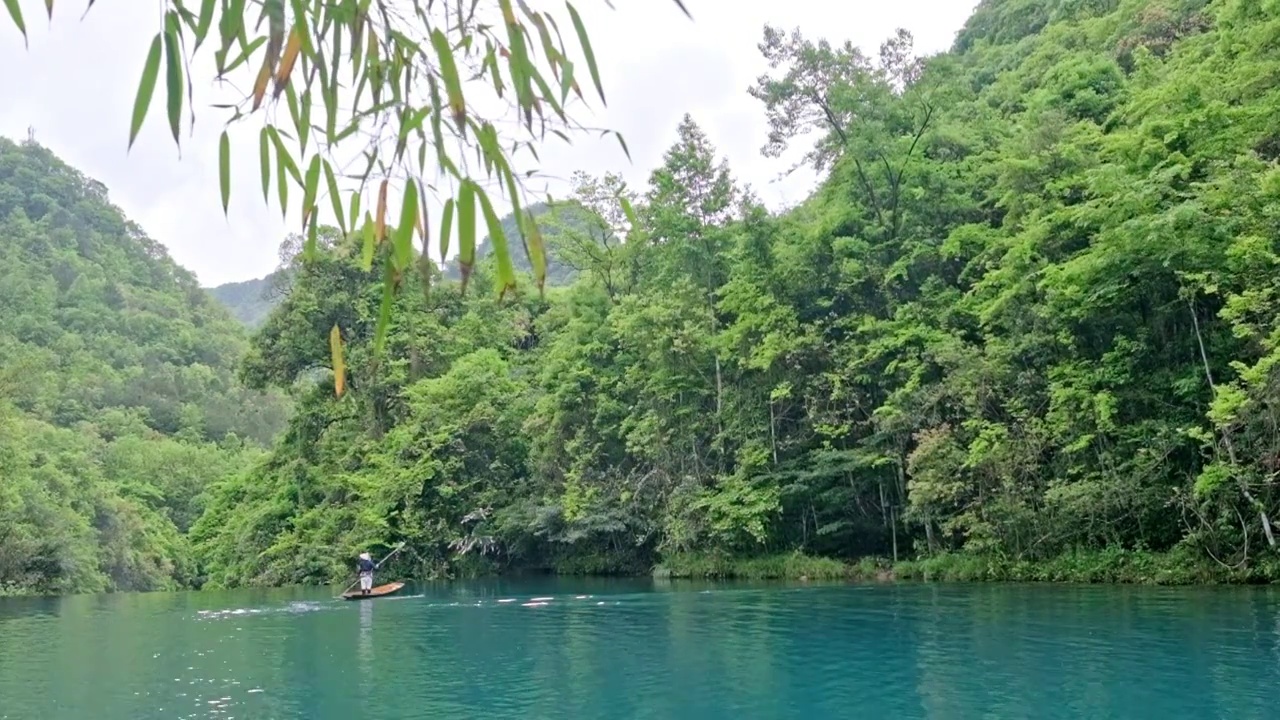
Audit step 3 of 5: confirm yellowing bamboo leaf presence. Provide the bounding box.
[274,28,302,97]
[329,324,346,397]
[128,34,163,150]
[251,58,271,110]
[43,0,52,20]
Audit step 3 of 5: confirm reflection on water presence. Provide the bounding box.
[1,579,1279,719]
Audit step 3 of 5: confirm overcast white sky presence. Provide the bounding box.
[0,0,977,286]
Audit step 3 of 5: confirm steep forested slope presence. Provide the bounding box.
[0,138,289,594]
[195,0,1280,586]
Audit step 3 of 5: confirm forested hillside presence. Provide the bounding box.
[207,270,288,328]
[192,0,1280,586]
[0,138,289,594]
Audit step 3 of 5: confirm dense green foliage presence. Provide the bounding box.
[0,138,288,594]
[193,0,1280,586]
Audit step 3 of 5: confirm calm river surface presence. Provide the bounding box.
[1,578,1278,719]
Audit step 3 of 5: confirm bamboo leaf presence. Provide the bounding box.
[218,0,246,55]
[457,181,476,292]
[44,0,52,20]
[162,23,184,145]
[218,130,231,213]
[375,179,389,243]
[218,36,265,77]
[298,89,312,151]
[417,179,429,243]
[438,197,454,263]
[329,324,346,397]
[525,210,547,294]
[323,160,346,235]
[565,2,604,106]
[613,131,631,161]
[3,0,26,47]
[305,208,318,259]
[194,0,215,51]
[267,127,302,184]
[392,182,418,271]
[128,34,163,150]
[477,187,517,297]
[258,126,271,202]
[275,137,288,217]
[348,190,361,236]
[620,194,638,227]
[429,28,466,132]
[361,213,376,271]
[302,154,321,232]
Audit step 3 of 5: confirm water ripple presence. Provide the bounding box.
[2,581,1280,719]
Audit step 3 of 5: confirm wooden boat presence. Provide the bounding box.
[341,581,406,600]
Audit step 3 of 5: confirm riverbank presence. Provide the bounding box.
[652,547,1280,586]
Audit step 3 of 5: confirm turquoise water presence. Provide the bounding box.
[1,579,1278,718]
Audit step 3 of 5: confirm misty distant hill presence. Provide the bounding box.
[208,201,600,326]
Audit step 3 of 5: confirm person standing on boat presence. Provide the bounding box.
[357,552,375,595]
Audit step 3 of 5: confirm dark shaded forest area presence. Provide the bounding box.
[7,0,1280,594]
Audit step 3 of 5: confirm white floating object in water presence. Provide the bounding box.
[529,597,553,602]
[497,598,516,603]
[522,602,549,607]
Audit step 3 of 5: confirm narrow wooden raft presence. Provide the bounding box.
[341,581,406,600]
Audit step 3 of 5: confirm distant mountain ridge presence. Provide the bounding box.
[207,269,286,328]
